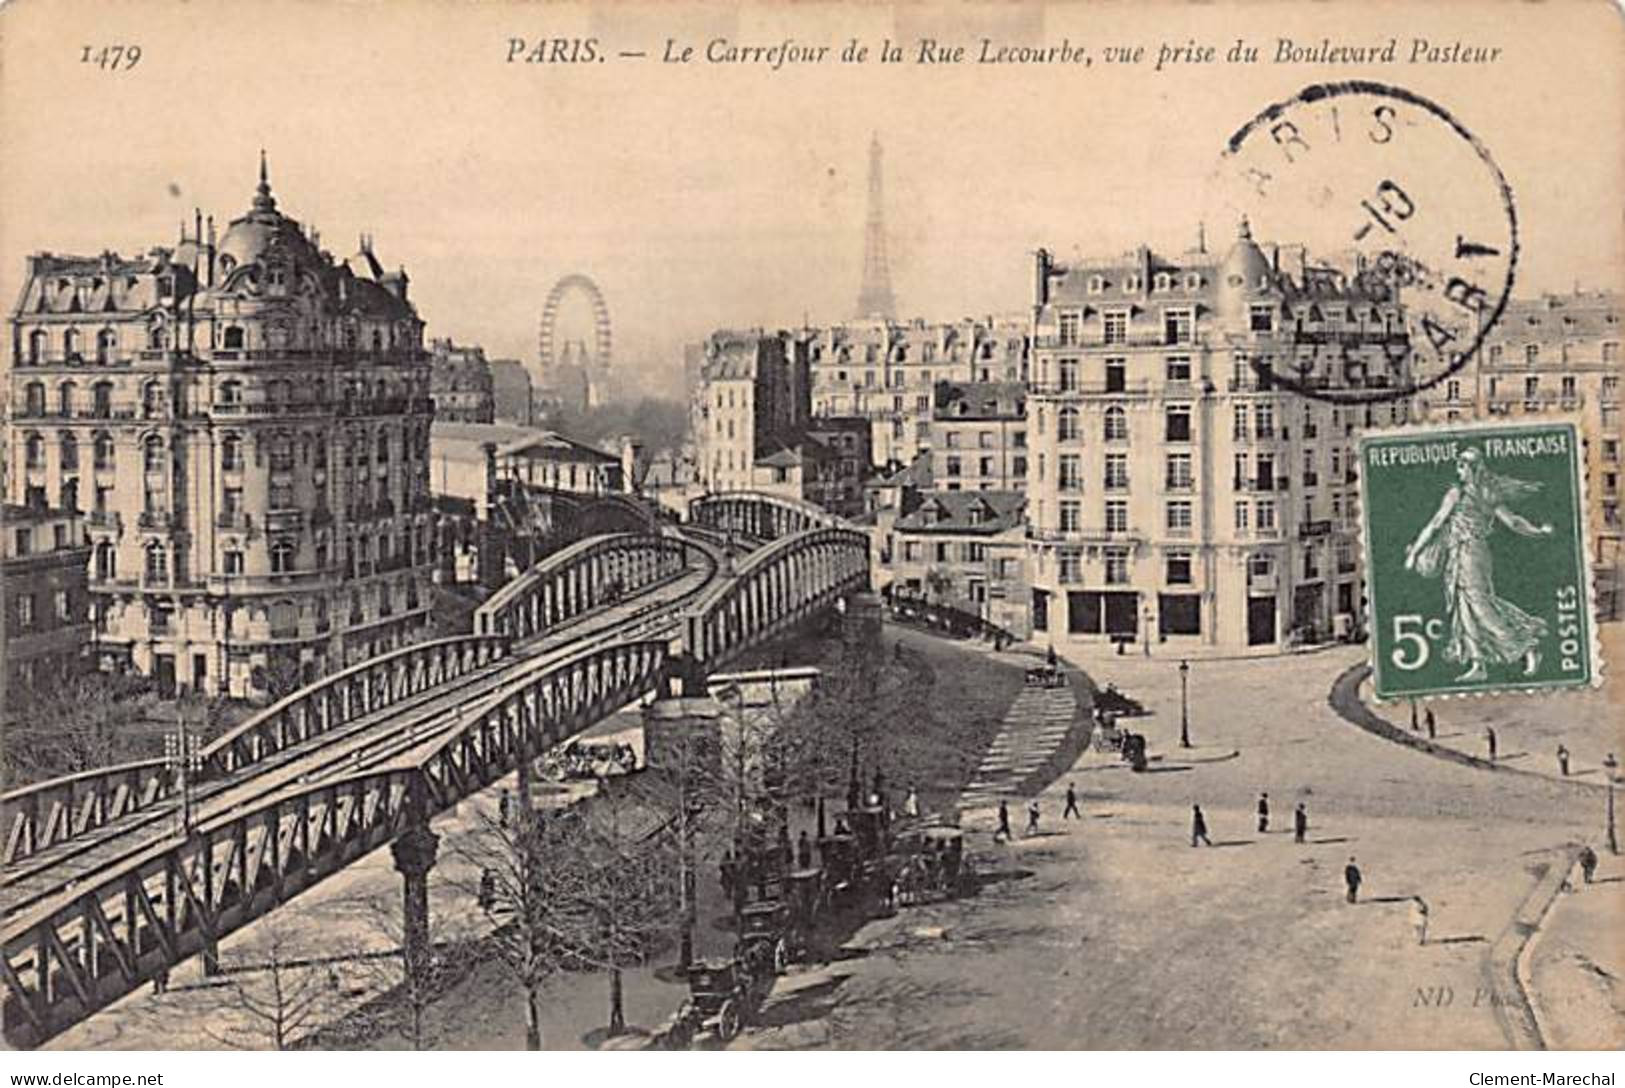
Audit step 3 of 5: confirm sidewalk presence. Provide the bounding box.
[1525,849,1625,1050]
[1351,622,1623,790]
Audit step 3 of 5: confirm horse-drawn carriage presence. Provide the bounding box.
[887,826,972,906]
[1024,662,1066,689]
[541,738,639,781]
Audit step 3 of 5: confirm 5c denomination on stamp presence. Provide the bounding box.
[1359,419,1598,701]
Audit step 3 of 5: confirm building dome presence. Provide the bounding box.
[1215,217,1275,320]
[216,152,317,272]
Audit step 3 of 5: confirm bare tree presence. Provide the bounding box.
[447,808,582,1051]
[205,920,344,1050]
[330,893,472,1050]
[2,672,155,787]
[553,784,681,1038]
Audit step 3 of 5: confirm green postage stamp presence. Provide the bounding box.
[1359,419,1599,701]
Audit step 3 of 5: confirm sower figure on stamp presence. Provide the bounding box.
[1403,448,1553,682]
[1191,804,1212,847]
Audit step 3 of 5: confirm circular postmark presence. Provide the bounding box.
[1208,82,1518,405]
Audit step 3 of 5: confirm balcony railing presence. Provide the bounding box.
[1028,526,1145,545]
[1029,379,1152,397]
[137,510,181,531]
[265,509,304,532]
[1300,519,1333,539]
[216,510,253,531]
[86,510,121,530]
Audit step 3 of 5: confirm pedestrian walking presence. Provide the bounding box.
[796,830,813,870]
[1425,707,1436,740]
[1046,644,1058,669]
[1485,727,1498,762]
[1410,896,1430,945]
[1257,792,1270,834]
[903,788,920,818]
[1064,782,1082,820]
[996,800,1012,844]
[152,966,170,995]
[1345,857,1363,903]
[1026,799,1041,837]
[1190,804,1212,847]
[1557,744,1571,776]
[894,641,904,663]
[1293,802,1308,844]
[498,789,511,829]
[1579,844,1599,884]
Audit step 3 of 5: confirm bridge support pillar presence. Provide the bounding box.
[643,696,723,971]
[391,817,440,992]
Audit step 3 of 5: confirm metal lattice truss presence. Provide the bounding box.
[2,637,668,1049]
[685,527,871,667]
[690,491,848,541]
[475,532,698,640]
[2,497,872,1048]
[2,635,514,867]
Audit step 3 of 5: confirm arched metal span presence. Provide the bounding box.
[474,531,700,640]
[537,274,611,384]
[689,490,848,541]
[1,499,873,1049]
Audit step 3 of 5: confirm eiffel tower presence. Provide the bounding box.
[855,134,898,320]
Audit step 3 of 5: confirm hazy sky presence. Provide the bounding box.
[3,0,1621,396]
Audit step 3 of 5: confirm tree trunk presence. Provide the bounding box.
[525,986,544,1050]
[609,967,626,1035]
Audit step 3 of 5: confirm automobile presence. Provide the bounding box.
[737,900,792,976]
[673,956,774,1043]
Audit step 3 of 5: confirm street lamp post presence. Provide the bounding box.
[1605,752,1619,856]
[164,705,201,834]
[1178,659,1191,749]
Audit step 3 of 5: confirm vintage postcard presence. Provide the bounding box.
[0,0,1621,1069]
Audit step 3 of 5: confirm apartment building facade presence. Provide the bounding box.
[7,159,437,697]
[1414,290,1621,580]
[1025,222,1409,651]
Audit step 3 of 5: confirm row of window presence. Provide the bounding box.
[942,455,1026,479]
[9,588,77,632]
[1439,374,1619,403]
[1486,341,1620,366]
[1038,405,1194,443]
[108,525,435,584]
[20,426,430,474]
[16,313,423,364]
[813,338,1023,366]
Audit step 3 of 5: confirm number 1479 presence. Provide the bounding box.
[82,45,141,70]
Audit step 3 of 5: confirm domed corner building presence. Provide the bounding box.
[1024,217,1412,653]
[7,153,439,699]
